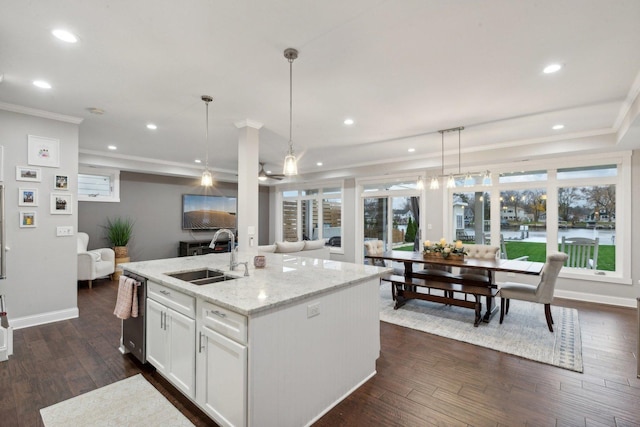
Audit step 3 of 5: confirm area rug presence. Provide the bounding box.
[379,282,583,372]
[40,374,194,426]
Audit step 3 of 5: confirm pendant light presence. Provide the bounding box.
[200,95,213,187]
[283,48,299,176]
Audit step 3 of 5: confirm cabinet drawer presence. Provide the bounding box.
[148,281,195,318]
[200,301,247,344]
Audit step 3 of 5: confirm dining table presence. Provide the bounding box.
[366,250,544,322]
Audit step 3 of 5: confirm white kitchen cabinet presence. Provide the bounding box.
[146,281,196,399]
[196,301,247,427]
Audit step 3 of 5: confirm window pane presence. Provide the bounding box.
[364,197,388,247]
[323,198,342,247]
[78,173,111,197]
[500,189,547,261]
[499,170,547,183]
[282,200,297,241]
[557,164,617,179]
[392,196,419,249]
[282,190,298,198]
[301,199,318,241]
[558,185,615,271]
[452,192,491,245]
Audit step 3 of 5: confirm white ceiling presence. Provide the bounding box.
[1,0,640,183]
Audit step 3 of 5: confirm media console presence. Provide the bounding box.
[179,240,231,257]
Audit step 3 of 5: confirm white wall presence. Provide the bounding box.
[0,108,80,328]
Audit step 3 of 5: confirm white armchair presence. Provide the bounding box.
[77,232,115,288]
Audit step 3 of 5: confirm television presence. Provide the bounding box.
[182,194,237,231]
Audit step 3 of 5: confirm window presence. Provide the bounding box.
[78,168,120,202]
[280,185,344,249]
[448,155,627,279]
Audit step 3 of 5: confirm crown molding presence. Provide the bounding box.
[0,101,83,124]
[234,119,264,130]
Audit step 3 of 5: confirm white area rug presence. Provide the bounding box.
[40,374,194,427]
[379,282,583,372]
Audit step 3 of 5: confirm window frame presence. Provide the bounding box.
[444,152,631,284]
[77,167,120,202]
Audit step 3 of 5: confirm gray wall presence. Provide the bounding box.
[78,171,271,261]
[0,109,79,324]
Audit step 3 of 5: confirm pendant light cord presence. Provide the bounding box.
[205,99,209,169]
[288,55,294,154]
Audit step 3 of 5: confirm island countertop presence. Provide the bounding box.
[120,252,390,316]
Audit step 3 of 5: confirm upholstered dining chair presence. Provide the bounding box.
[498,252,568,332]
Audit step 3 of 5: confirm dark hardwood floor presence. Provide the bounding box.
[0,279,638,426]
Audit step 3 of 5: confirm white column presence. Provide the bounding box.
[235,119,263,250]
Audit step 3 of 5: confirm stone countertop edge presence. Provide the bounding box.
[120,252,391,316]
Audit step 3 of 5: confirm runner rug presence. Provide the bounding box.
[379,282,583,372]
[40,374,194,426]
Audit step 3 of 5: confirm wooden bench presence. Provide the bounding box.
[381,274,497,327]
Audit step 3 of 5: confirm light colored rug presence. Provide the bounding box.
[379,282,583,372]
[40,374,194,427]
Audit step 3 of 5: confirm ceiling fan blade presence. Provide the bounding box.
[259,162,285,181]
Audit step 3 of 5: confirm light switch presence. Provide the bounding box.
[56,226,74,236]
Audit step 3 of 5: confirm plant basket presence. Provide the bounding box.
[114,246,128,258]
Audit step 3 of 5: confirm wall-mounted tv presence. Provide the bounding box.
[182,194,237,231]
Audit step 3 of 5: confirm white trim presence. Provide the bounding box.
[9,307,79,330]
[0,101,83,124]
[234,119,263,129]
[554,289,637,308]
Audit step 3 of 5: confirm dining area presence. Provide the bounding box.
[365,240,568,331]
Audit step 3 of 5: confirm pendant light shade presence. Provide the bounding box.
[200,95,213,187]
[416,175,424,190]
[283,48,299,176]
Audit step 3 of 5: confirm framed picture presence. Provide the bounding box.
[20,211,37,228]
[16,166,42,182]
[50,193,72,214]
[54,174,69,190]
[28,135,60,168]
[18,188,38,206]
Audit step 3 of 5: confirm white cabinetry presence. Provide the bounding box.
[196,300,248,427]
[146,281,196,399]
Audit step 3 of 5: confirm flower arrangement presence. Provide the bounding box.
[423,238,467,259]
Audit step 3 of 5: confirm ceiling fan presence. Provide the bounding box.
[258,162,285,181]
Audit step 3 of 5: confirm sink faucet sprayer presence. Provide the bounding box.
[210,229,249,276]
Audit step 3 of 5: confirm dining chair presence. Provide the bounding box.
[498,252,568,332]
[560,236,599,269]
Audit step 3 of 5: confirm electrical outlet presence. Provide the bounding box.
[427,223,432,230]
[56,226,74,236]
[307,302,320,318]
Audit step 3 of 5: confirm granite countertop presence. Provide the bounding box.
[120,251,390,316]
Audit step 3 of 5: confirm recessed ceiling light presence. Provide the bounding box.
[266,169,272,174]
[552,124,564,130]
[33,80,52,89]
[408,148,415,153]
[343,118,354,125]
[194,159,202,164]
[108,145,117,150]
[52,29,78,43]
[543,63,562,74]
[317,162,323,166]
[146,123,157,130]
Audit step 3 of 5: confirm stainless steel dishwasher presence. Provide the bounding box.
[122,271,147,364]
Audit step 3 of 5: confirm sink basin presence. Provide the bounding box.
[166,268,238,286]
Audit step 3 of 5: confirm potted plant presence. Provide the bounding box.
[105,217,134,258]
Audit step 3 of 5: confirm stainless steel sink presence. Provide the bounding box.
[166,268,238,286]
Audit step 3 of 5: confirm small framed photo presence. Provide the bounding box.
[51,193,72,215]
[16,166,42,182]
[28,135,60,168]
[20,211,37,228]
[18,188,38,206]
[54,174,69,190]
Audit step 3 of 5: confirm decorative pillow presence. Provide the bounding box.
[303,239,326,250]
[257,244,277,253]
[275,241,306,253]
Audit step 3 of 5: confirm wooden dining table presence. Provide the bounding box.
[366,250,544,322]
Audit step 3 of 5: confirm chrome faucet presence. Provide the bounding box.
[210,228,241,272]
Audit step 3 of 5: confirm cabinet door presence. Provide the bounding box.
[146,298,168,373]
[167,309,196,399]
[197,326,247,427]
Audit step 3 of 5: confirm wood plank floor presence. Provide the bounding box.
[0,279,638,426]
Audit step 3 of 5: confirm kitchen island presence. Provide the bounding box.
[121,251,389,427]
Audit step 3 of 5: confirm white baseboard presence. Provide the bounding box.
[9,308,79,330]
[554,289,637,308]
